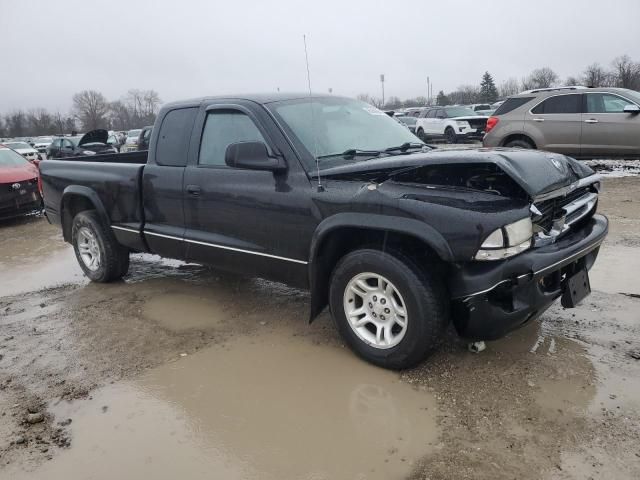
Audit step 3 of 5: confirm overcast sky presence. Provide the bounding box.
[2,0,639,113]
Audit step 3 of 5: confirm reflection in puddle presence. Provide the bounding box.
[20,334,439,480]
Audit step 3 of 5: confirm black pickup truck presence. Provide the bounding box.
[40,94,608,369]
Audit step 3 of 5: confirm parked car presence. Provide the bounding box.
[137,126,153,150]
[47,130,117,159]
[107,133,122,152]
[41,94,607,369]
[468,103,494,116]
[3,141,41,162]
[123,129,142,152]
[397,115,418,134]
[0,145,42,221]
[33,137,53,154]
[483,86,640,157]
[415,106,488,143]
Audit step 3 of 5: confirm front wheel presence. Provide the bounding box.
[329,249,448,369]
[445,127,457,144]
[72,210,129,282]
[416,128,426,141]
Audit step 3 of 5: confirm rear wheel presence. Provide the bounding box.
[71,210,129,282]
[504,138,534,149]
[329,249,448,369]
[445,127,457,144]
[416,128,425,141]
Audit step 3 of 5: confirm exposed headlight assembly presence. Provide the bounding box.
[82,150,97,155]
[475,217,533,261]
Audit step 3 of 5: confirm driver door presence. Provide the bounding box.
[182,102,311,286]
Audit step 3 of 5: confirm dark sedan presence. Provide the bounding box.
[47,130,117,159]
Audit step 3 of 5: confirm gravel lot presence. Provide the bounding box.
[0,171,639,479]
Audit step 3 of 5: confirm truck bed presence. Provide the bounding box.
[40,154,147,241]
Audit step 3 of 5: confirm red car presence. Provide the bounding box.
[0,145,43,221]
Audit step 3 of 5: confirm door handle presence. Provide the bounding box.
[532,118,545,122]
[186,184,201,196]
[584,119,599,124]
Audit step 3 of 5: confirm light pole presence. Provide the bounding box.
[380,74,385,108]
[427,76,430,105]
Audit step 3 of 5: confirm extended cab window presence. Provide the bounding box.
[199,111,266,166]
[156,107,197,166]
[585,93,635,113]
[531,94,581,114]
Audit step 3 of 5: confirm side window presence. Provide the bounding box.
[155,107,198,166]
[62,139,73,149]
[198,110,266,166]
[426,109,437,118]
[437,109,446,118]
[586,93,634,113]
[494,97,534,115]
[531,94,581,114]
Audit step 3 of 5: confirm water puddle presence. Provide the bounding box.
[16,334,439,480]
[142,293,227,331]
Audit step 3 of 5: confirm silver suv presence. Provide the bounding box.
[482,86,640,157]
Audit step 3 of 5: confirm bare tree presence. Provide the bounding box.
[448,85,480,105]
[611,55,640,90]
[499,78,520,98]
[108,101,133,130]
[73,90,109,131]
[583,63,611,87]
[5,111,27,137]
[522,67,559,90]
[27,109,55,136]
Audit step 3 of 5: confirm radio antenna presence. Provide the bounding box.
[303,34,323,192]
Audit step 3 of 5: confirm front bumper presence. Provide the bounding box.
[450,214,608,340]
[0,191,43,221]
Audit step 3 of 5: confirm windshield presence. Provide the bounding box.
[0,148,30,167]
[128,130,141,137]
[444,107,477,117]
[5,142,32,150]
[68,136,83,146]
[269,97,423,169]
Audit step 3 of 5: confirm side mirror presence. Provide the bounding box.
[225,142,286,172]
[623,104,640,114]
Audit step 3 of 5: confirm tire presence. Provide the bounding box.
[416,128,425,141]
[504,138,534,149]
[71,210,129,282]
[445,127,457,144]
[329,249,448,370]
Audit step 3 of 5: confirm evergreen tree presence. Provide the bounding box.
[436,90,451,106]
[479,72,498,103]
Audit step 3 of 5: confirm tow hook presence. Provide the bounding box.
[468,341,486,353]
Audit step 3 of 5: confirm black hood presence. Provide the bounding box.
[78,129,108,146]
[316,148,595,199]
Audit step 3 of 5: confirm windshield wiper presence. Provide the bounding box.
[384,142,431,153]
[316,149,384,160]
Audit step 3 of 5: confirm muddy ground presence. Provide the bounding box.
[1,176,639,480]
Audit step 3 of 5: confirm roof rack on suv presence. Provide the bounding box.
[520,85,589,94]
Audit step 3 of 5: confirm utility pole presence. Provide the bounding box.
[427,76,430,105]
[380,74,385,108]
